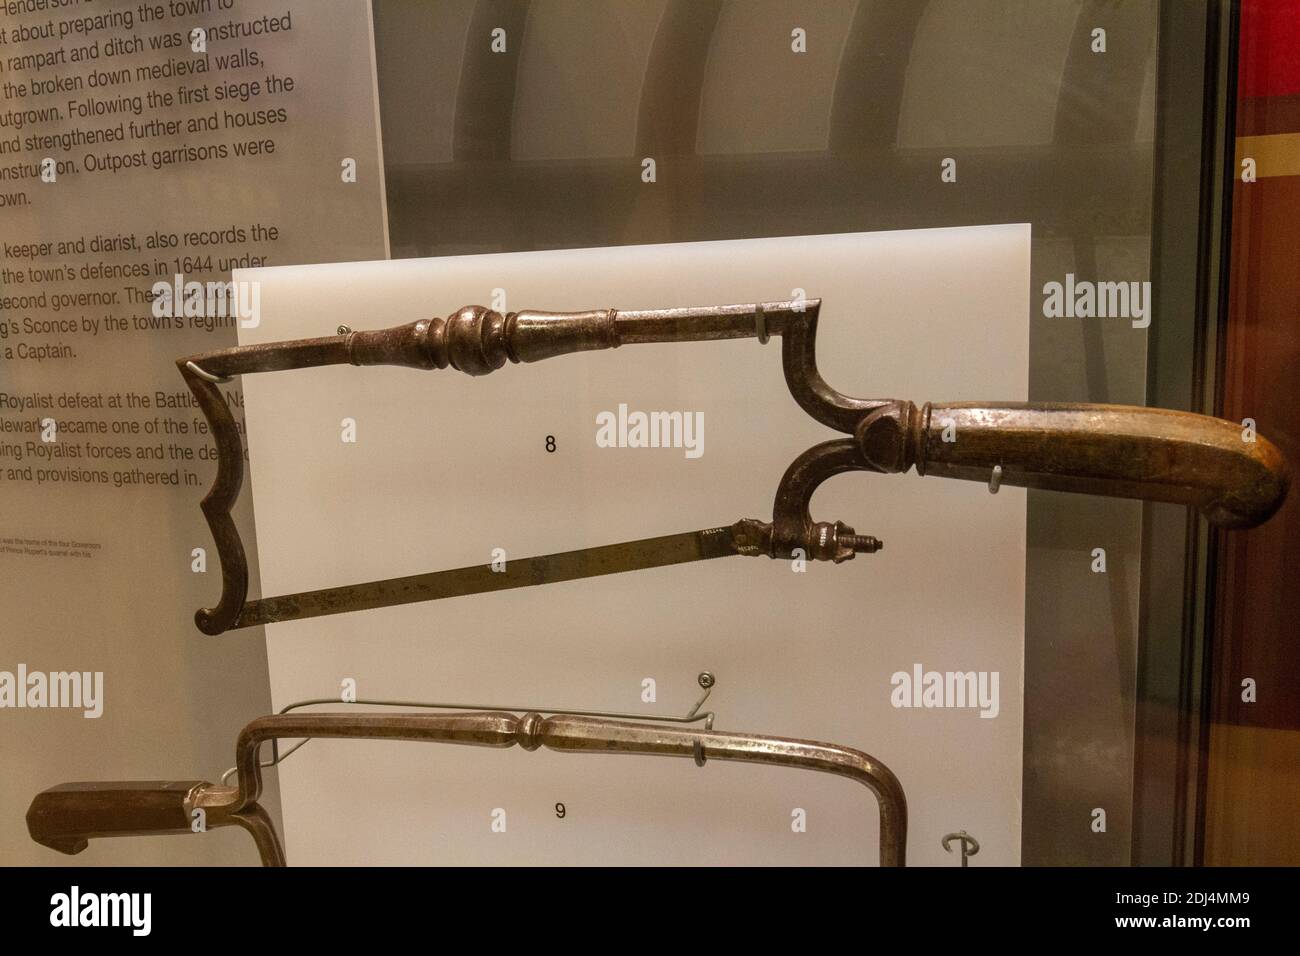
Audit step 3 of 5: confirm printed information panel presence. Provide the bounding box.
[0,0,387,864]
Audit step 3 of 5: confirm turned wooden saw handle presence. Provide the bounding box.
[855,401,1290,529]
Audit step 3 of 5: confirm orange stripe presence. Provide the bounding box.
[1235,133,1300,179]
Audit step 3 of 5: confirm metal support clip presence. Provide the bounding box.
[184,360,232,386]
[941,830,980,866]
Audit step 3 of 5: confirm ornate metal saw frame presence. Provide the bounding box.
[178,298,1290,634]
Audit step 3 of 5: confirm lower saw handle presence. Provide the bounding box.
[26,780,208,855]
[856,401,1290,529]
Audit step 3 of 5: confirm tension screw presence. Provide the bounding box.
[843,534,882,554]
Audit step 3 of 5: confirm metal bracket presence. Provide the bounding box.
[754,303,769,345]
[941,830,980,866]
[183,359,233,385]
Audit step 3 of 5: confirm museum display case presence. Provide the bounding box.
[1,0,1295,898]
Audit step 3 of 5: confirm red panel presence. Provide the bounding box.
[1239,0,1300,98]
[1216,176,1300,733]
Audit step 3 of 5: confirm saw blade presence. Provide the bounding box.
[235,526,743,629]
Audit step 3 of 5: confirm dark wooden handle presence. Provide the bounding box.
[26,781,208,855]
[856,401,1290,529]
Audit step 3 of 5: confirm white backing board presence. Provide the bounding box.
[238,225,1030,865]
